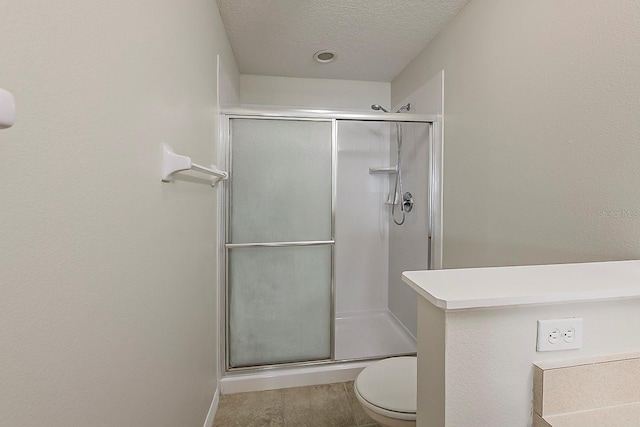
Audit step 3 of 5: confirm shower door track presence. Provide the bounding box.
[221,107,436,123]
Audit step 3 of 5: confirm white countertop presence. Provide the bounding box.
[402,260,640,310]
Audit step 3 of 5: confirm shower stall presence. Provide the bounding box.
[218,107,436,389]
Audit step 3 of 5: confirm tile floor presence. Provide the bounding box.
[214,381,380,427]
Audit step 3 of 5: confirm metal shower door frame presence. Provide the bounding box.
[221,114,336,372]
[217,108,437,376]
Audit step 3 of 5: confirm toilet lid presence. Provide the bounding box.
[355,356,417,414]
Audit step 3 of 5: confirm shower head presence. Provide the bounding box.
[371,103,411,113]
[371,104,390,113]
[395,103,411,113]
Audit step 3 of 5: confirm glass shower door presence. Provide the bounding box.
[226,118,333,368]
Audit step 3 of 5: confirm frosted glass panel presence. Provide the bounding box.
[228,246,332,367]
[230,119,332,243]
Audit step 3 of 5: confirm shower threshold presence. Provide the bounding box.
[220,359,371,394]
[334,309,416,361]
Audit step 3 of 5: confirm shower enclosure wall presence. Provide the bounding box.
[219,108,434,379]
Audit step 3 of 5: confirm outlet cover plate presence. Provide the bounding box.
[537,318,583,352]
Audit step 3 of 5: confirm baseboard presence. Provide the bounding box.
[202,387,220,427]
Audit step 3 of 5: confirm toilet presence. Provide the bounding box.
[354,356,417,427]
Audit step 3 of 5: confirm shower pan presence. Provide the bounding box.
[218,107,436,390]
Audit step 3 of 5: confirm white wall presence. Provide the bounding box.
[335,121,391,315]
[387,122,431,337]
[418,298,640,427]
[240,74,390,110]
[395,71,445,270]
[0,2,238,426]
[392,0,640,268]
[388,72,445,337]
[219,58,241,108]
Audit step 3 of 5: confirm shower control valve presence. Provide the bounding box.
[402,192,414,213]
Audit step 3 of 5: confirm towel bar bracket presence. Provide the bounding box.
[161,143,228,187]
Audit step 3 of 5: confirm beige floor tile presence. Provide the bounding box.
[282,383,355,427]
[214,382,383,427]
[214,389,284,427]
[343,381,377,426]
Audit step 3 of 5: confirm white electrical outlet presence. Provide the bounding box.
[537,318,583,351]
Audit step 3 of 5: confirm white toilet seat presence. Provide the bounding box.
[354,389,417,421]
[354,356,417,421]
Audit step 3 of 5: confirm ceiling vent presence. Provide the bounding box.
[313,50,336,63]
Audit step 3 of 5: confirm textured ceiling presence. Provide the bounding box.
[216,0,471,82]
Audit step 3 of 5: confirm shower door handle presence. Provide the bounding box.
[226,240,335,249]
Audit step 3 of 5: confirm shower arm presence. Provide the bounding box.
[370,103,411,114]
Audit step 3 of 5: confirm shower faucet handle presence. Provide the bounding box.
[402,192,414,213]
